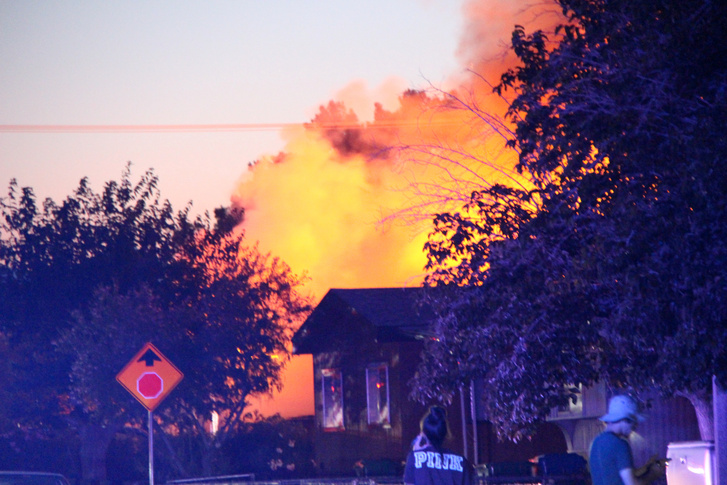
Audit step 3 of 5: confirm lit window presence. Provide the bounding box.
[366,363,390,426]
[322,368,344,430]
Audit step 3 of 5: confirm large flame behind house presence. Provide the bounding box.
[233,0,557,299]
[239,0,558,417]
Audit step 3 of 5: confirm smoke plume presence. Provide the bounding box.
[232,0,559,300]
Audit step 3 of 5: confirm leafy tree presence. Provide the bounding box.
[0,165,197,474]
[0,165,311,479]
[155,233,310,476]
[414,0,727,441]
[56,285,172,479]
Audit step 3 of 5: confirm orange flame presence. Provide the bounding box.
[232,0,559,301]
[240,0,561,419]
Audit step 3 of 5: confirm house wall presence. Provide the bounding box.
[552,393,701,465]
[309,341,468,476]
[308,351,702,474]
[308,340,576,474]
[470,382,701,468]
[622,395,701,464]
[310,342,411,476]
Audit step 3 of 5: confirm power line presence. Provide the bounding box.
[0,123,301,133]
[0,119,453,134]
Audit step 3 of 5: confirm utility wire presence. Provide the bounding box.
[0,123,300,133]
[0,120,453,133]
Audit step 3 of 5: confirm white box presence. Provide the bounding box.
[666,441,715,485]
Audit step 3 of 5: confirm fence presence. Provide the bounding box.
[166,475,589,485]
[167,477,404,485]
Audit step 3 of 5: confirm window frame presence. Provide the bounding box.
[365,362,391,427]
[321,367,344,430]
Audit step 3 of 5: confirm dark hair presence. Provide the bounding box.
[420,405,448,448]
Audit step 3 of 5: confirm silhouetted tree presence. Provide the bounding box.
[415,0,727,440]
[0,164,311,479]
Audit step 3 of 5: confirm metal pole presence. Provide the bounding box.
[148,410,155,485]
[714,376,726,485]
[460,386,468,459]
[470,380,478,465]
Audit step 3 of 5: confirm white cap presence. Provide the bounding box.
[600,395,645,423]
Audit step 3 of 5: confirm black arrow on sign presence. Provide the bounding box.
[138,349,161,367]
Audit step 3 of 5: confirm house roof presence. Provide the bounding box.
[292,287,438,354]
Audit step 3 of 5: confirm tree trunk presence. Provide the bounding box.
[200,433,216,477]
[159,430,190,478]
[79,423,117,483]
[679,389,714,441]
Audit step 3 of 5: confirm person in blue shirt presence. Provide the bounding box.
[589,395,666,485]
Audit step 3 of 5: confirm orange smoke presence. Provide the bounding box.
[232,0,559,301]
[232,111,426,298]
[232,88,516,299]
[237,0,561,419]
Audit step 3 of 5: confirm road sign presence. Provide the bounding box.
[117,342,183,411]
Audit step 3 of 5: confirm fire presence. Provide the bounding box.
[232,85,518,299]
[232,113,431,298]
[238,0,560,419]
[231,0,559,300]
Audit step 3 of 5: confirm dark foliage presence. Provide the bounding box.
[0,164,312,478]
[416,0,727,440]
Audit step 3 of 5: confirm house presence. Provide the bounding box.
[293,287,703,477]
[292,287,567,476]
[291,287,437,476]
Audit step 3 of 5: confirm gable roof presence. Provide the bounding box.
[293,287,438,354]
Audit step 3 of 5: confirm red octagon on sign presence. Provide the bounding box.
[137,372,163,399]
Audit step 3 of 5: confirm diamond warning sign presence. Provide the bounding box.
[117,342,183,411]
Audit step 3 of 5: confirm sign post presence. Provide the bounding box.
[117,342,183,485]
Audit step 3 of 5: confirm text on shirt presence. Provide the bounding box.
[413,452,464,472]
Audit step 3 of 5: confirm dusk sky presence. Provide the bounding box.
[1,1,466,213]
[1,0,550,417]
